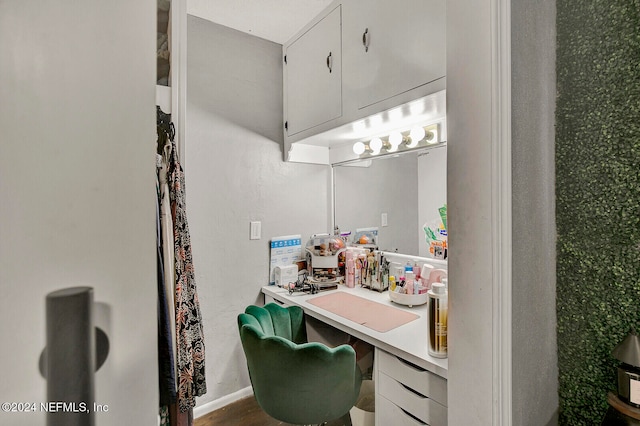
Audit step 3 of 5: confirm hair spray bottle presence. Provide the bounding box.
[428,282,448,358]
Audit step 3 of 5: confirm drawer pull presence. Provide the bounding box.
[362,28,370,52]
[400,406,427,425]
[400,381,427,399]
[396,355,427,372]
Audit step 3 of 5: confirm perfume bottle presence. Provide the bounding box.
[428,283,448,358]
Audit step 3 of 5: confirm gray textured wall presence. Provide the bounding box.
[511,0,558,424]
[186,16,331,407]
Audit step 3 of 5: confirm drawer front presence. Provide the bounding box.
[378,372,448,426]
[377,349,448,406]
[263,294,289,307]
[377,395,427,426]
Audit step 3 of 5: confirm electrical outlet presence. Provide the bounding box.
[250,221,261,240]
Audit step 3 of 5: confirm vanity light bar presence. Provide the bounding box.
[352,124,439,157]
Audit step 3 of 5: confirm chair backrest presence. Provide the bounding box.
[239,303,307,344]
[238,303,362,425]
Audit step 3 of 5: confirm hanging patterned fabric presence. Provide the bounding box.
[168,140,207,412]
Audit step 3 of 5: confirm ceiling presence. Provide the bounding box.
[187,0,334,44]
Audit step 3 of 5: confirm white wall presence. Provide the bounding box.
[186,16,331,407]
[0,1,158,425]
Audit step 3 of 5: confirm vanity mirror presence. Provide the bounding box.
[332,144,447,258]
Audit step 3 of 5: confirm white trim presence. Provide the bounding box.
[171,0,187,165]
[491,0,512,424]
[193,386,254,419]
[287,143,331,164]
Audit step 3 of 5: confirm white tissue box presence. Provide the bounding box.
[274,264,298,287]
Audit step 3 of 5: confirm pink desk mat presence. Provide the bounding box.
[307,291,419,333]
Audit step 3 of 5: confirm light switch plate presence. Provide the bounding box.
[250,221,261,240]
[381,213,388,227]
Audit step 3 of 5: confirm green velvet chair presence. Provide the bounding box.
[238,303,362,425]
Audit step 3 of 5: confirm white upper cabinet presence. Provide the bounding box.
[284,4,342,136]
[283,0,446,163]
[343,0,446,110]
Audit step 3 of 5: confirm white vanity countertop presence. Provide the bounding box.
[262,284,448,379]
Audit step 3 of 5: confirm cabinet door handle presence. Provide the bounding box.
[326,52,332,73]
[362,28,370,52]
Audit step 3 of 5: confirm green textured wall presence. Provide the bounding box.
[556,0,640,424]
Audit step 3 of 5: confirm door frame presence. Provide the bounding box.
[446,0,512,423]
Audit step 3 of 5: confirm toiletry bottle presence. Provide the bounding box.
[405,271,415,295]
[344,250,353,285]
[405,262,413,275]
[413,262,421,279]
[428,283,448,358]
[346,259,355,288]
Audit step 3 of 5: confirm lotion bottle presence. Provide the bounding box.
[428,283,448,358]
[346,259,355,288]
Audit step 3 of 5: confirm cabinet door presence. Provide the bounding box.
[284,5,342,136]
[348,0,445,109]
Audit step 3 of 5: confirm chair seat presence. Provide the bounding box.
[238,303,363,425]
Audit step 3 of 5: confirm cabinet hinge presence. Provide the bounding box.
[284,55,287,64]
[284,121,288,131]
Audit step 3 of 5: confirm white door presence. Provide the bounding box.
[0,1,158,425]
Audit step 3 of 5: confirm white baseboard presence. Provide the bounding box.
[193,386,254,419]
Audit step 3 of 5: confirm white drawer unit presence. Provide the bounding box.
[377,348,447,406]
[376,348,447,426]
[378,373,447,425]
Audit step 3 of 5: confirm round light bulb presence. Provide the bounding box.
[370,137,383,155]
[425,130,438,144]
[408,126,425,148]
[388,132,403,149]
[353,141,366,155]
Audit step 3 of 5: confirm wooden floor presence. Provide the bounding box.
[194,395,350,426]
